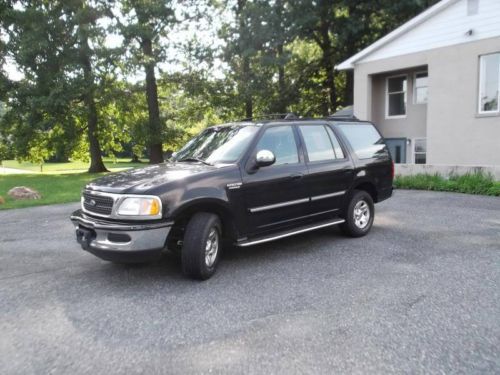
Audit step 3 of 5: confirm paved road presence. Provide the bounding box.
[1,190,499,374]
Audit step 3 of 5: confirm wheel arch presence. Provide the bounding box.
[170,198,238,240]
[351,180,378,203]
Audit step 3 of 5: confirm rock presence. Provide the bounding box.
[0,196,4,204]
[7,186,41,200]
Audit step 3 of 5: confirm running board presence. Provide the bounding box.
[236,218,345,247]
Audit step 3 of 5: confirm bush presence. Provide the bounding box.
[394,172,500,197]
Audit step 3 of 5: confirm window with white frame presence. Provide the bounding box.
[414,139,426,164]
[386,75,407,117]
[478,53,500,113]
[414,72,428,104]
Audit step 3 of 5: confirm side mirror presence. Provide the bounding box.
[255,149,276,168]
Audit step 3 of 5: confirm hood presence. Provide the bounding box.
[85,162,219,194]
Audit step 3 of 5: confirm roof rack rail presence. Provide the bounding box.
[240,113,298,121]
[327,114,359,121]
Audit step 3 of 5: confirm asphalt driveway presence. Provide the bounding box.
[0,190,499,374]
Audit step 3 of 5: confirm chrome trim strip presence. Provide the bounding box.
[249,191,346,213]
[310,190,346,201]
[70,214,173,231]
[249,198,310,213]
[237,219,345,247]
[81,190,163,221]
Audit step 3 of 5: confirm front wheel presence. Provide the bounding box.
[181,212,222,280]
[340,190,374,237]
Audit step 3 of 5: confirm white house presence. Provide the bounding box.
[337,0,500,177]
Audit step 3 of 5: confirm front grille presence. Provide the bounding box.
[82,191,114,216]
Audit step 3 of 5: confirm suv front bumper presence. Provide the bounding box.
[70,209,173,262]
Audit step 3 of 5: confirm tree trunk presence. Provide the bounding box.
[243,55,253,119]
[238,0,253,119]
[130,154,141,163]
[320,42,337,115]
[78,19,108,174]
[276,42,287,113]
[142,37,164,164]
[318,2,337,115]
[275,0,287,113]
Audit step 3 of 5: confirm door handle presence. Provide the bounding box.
[289,173,304,180]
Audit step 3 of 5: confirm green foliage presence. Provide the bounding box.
[26,132,53,172]
[0,0,441,166]
[394,173,500,197]
[0,141,10,166]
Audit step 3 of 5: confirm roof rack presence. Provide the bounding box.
[327,114,359,121]
[240,113,298,121]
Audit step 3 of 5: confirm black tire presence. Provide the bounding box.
[340,190,374,238]
[181,212,222,280]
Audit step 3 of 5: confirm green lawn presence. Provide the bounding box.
[2,169,498,211]
[394,172,500,196]
[0,173,102,209]
[0,158,149,209]
[2,158,146,174]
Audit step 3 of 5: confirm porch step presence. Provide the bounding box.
[236,218,345,247]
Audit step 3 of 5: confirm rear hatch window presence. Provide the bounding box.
[337,123,388,159]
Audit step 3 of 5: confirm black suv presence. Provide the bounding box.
[71,117,393,279]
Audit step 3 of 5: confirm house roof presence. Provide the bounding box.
[336,0,459,70]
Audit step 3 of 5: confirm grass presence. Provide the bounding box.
[1,158,146,174]
[1,169,498,211]
[394,172,500,196]
[0,158,148,210]
[0,173,102,209]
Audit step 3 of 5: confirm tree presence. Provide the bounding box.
[0,0,113,173]
[0,140,10,167]
[73,0,109,172]
[118,0,179,164]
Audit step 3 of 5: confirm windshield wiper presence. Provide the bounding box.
[177,157,213,166]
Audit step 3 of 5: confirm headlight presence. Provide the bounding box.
[116,196,161,217]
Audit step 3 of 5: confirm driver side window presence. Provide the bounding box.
[255,126,299,166]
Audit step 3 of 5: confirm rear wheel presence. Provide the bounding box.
[340,190,374,237]
[181,212,222,280]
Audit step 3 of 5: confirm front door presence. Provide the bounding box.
[241,125,309,236]
[385,138,407,163]
[297,124,354,218]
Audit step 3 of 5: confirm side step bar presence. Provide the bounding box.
[236,218,345,247]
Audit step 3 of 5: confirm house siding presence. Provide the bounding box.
[363,0,500,63]
[353,36,500,166]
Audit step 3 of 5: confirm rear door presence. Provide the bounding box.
[241,124,309,236]
[297,124,354,218]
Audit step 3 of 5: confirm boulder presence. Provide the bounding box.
[7,186,41,200]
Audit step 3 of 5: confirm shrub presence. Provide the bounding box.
[394,172,500,197]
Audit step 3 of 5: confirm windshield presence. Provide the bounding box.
[173,125,259,164]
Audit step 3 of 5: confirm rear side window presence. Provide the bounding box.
[325,127,345,159]
[337,124,387,159]
[299,125,344,161]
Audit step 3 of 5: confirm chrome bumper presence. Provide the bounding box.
[70,210,172,260]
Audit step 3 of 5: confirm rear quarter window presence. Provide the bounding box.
[337,123,388,159]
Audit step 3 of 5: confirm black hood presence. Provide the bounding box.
[85,162,219,194]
